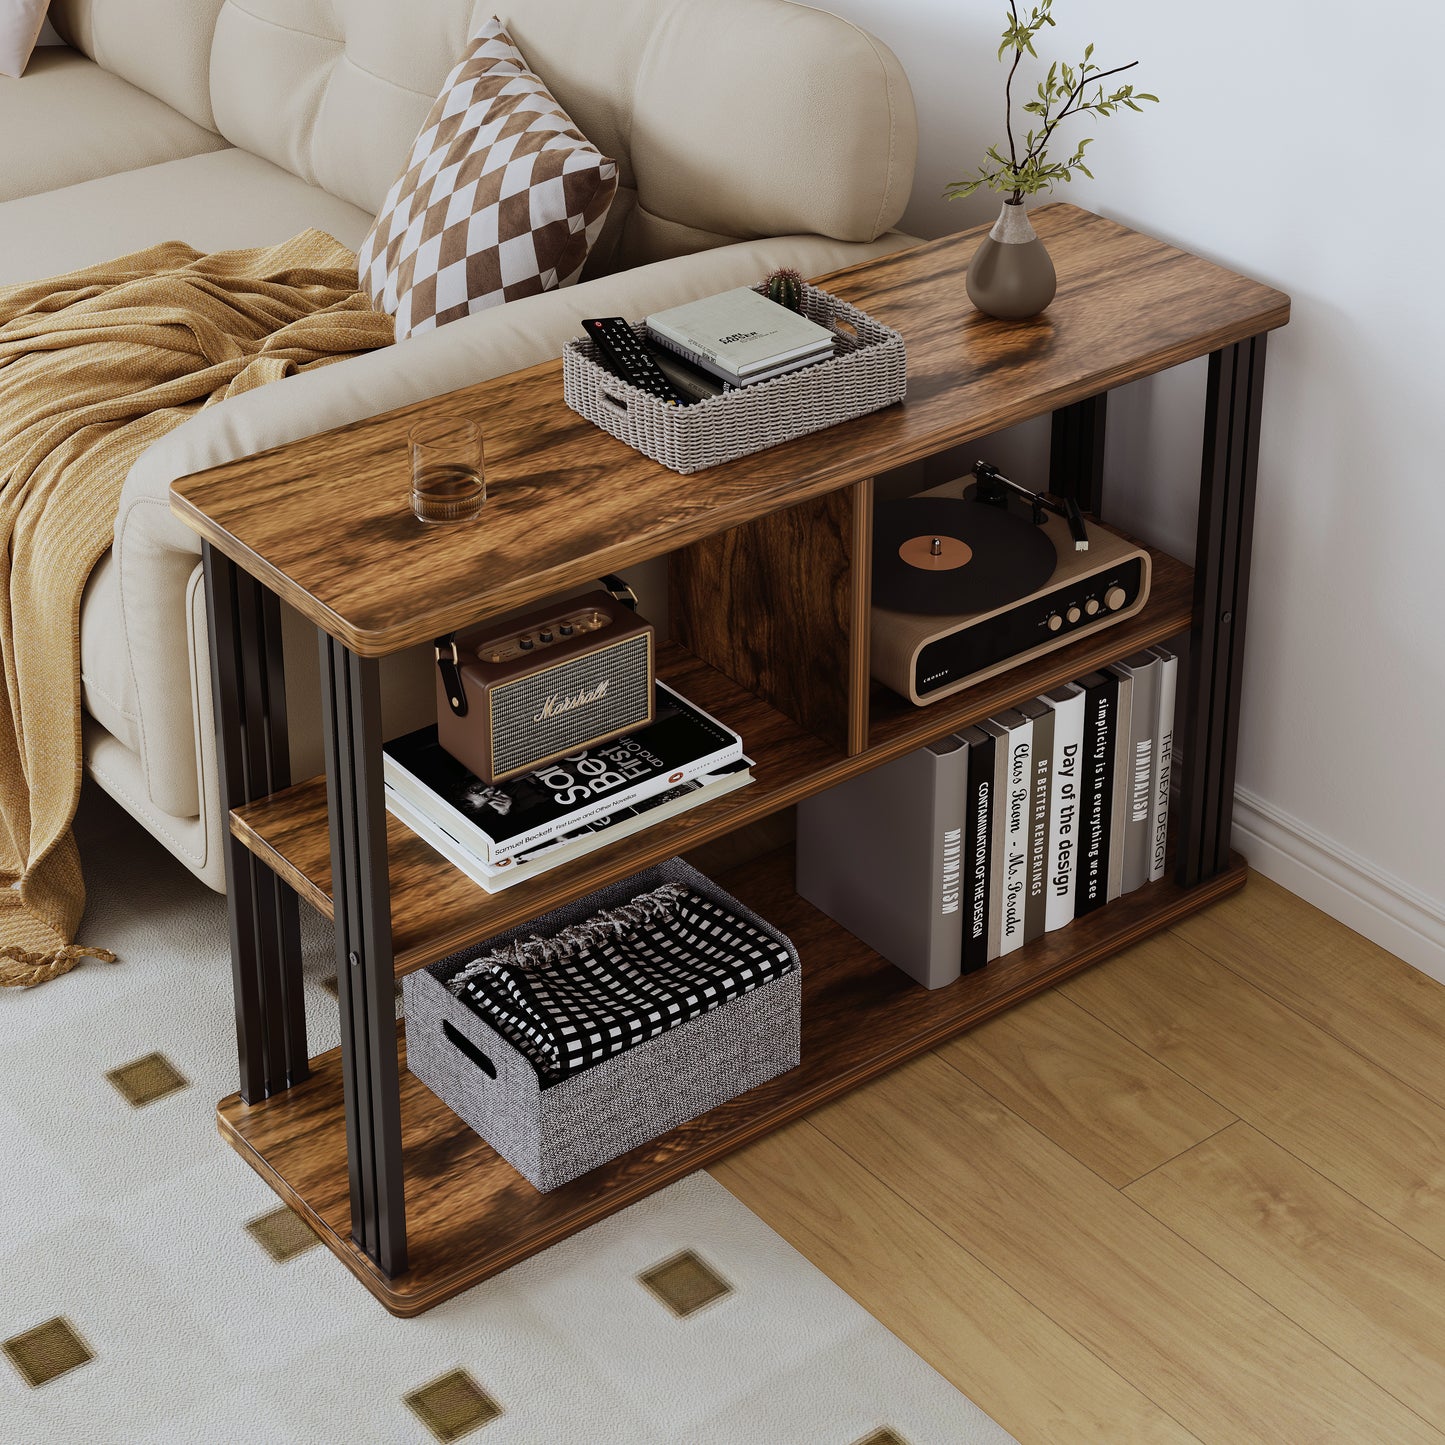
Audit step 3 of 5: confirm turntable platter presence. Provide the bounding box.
[872,497,1057,615]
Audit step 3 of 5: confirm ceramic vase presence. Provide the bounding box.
[966,200,1057,320]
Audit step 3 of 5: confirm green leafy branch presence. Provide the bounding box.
[945,0,1158,207]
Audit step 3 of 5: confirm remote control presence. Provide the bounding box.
[581,317,689,406]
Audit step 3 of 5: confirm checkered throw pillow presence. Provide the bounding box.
[358,18,618,339]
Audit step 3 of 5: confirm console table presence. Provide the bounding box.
[170,204,1290,1316]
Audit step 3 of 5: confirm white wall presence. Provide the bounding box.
[824,0,1445,976]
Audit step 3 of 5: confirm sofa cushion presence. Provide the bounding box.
[0,149,375,289]
[0,48,230,203]
[79,552,140,756]
[48,0,226,131]
[0,0,47,78]
[207,0,915,259]
[359,18,618,339]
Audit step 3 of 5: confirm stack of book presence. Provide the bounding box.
[384,681,751,893]
[645,286,835,389]
[797,646,1179,988]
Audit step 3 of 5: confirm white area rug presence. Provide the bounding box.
[1,791,1017,1445]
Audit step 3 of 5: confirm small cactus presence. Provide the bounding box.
[764,267,805,314]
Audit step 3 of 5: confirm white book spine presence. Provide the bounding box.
[999,717,1034,955]
[1043,688,1086,931]
[1150,649,1178,882]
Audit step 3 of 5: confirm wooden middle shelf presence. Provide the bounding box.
[230,548,1194,976]
[219,841,1248,1316]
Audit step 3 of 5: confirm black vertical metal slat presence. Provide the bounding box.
[318,631,408,1275]
[203,542,307,1102]
[1050,391,1108,515]
[1178,334,1267,887]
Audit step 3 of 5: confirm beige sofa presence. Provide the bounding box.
[1,0,917,891]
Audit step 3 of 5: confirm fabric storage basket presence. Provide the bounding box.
[562,282,906,474]
[403,858,801,1191]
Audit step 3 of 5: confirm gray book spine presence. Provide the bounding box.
[1020,698,1055,943]
[979,718,1014,961]
[1148,645,1179,882]
[1120,654,1161,893]
[795,736,968,989]
[1105,667,1134,902]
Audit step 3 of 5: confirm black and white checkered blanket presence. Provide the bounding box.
[449,882,795,1080]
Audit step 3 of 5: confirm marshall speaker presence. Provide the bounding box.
[435,590,654,784]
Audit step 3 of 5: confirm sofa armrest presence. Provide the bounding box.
[115,230,916,816]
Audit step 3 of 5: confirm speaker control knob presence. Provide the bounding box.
[1046,613,1063,632]
[1066,605,1082,624]
[539,630,554,643]
[1084,598,1101,615]
[559,624,575,637]
[1105,586,1128,611]
[518,638,534,651]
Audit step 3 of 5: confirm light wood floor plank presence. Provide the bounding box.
[810,1051,1442,1444]
[711,1120,1201,1445]
[937,989,1235,1186]
[1127,1121,1445,1432]
[1175,874,1445,1108]
[1060,933,1445,1259]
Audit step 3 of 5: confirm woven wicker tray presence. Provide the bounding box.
[562,282,906,475]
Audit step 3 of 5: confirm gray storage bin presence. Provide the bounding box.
[403,858,801,1191]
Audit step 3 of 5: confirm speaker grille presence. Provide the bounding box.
[488,634,652,776]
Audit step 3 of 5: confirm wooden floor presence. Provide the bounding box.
[711,874,1445,1443]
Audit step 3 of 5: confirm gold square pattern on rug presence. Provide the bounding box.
[105,1051,187,1106]
[852,1430,910,1445]
[3,1317,93,1388]
[245,1206,322,1263]
[404,1369,503,1442]
[638,1249,733,1317]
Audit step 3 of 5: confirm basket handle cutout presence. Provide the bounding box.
[443,1019,498,1078]
[600,391,628,414]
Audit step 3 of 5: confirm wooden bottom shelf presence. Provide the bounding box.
[217,843,1247,1316]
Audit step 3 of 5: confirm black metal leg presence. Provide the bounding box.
[318,632,407,1276]
[1050,391,1108,514]
[203,542,307,1103]
[1178,334,1268,887]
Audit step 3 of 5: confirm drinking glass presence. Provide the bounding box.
[410,417,484,523]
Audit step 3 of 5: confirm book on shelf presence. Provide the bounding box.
[978,716,1013,961]
[1104,664,1134,904]
[1042,683,1086,932]
[1019,697,1055,945]
[995,709,1033,957]
[645,286,834,384]
[1075,671,1118,916]
[958,724,994,974]
[795,734,968,990]
[383,680,743,866]
[1110,651,1163,895]
[1148,644,1179,882]
[386,761,753,894]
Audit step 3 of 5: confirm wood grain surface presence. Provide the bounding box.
[1062,932,1445,1259]
[809,1053,1442,1445]
[1127,1122,1445,1431]
[216,843,1245,1315]
[232,552,1191,978]
[938,989,1234,1187]
[670,479,871,755]
[713,1122,1200,1445]
[171,206,1289,655]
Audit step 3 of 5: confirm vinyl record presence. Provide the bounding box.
[872,497,1057,615]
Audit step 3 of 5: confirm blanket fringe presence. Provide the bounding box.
[0,944,119,989]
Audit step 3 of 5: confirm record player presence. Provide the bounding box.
[871,462,1151,705]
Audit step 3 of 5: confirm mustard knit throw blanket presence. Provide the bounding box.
[0,231,394,986]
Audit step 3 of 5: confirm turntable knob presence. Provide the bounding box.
[1084,598,1101,616]
[518,638,534,651]
[1104,585,1128,611]
[1047,613,1063,632]
[539,630,554,643]
[1066,605,1082,624]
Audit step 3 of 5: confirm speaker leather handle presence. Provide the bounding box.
[435,635,468,716]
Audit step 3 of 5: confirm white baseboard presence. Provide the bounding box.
[1232,787,1445,985]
